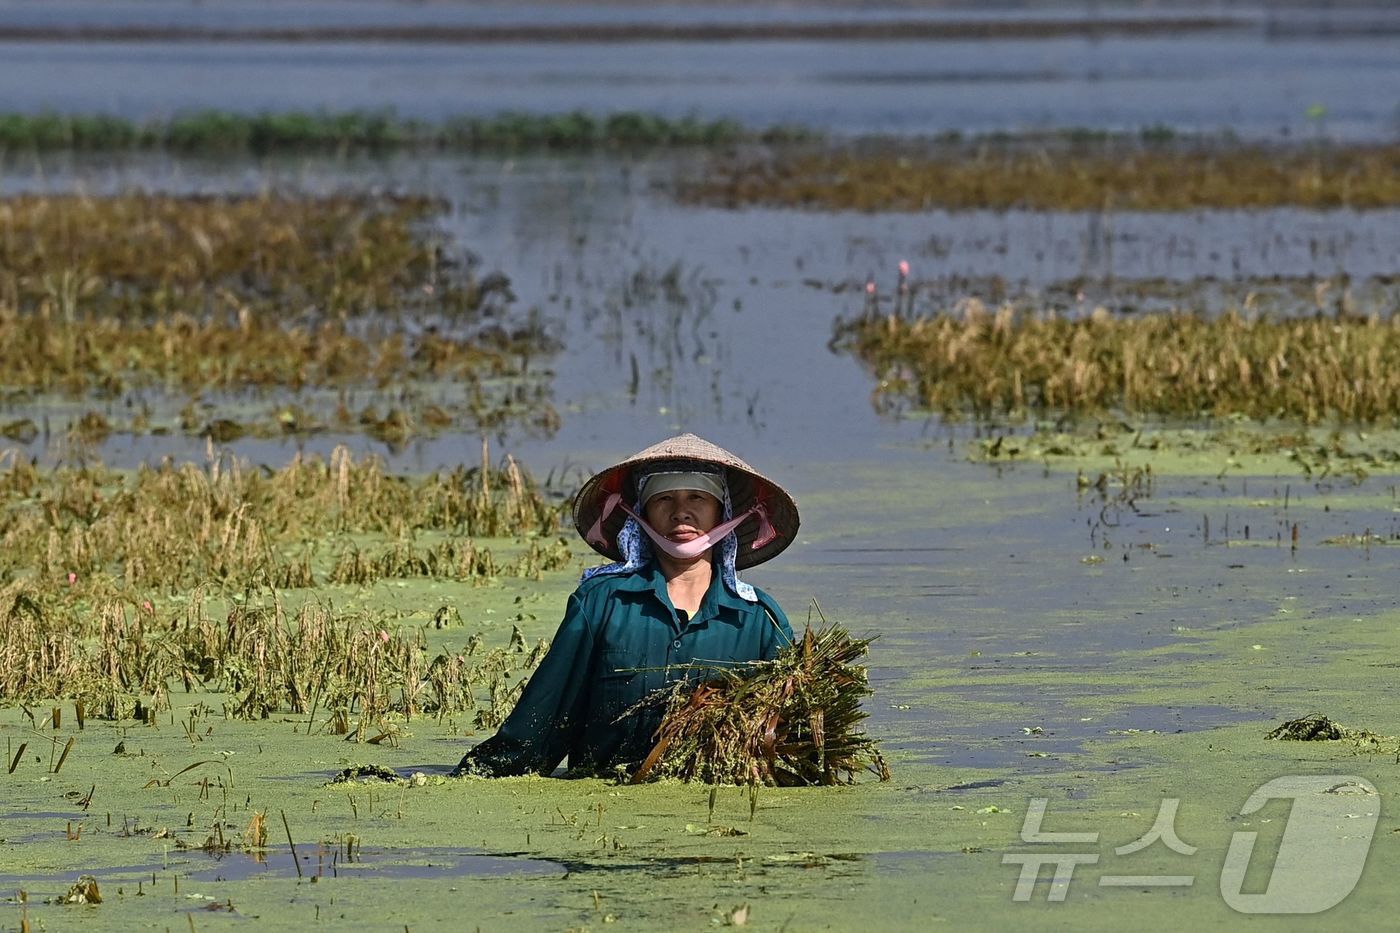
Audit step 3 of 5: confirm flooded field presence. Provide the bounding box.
[3,2,1400,929]
[2,141,1397,928]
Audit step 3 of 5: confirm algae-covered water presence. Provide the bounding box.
[3,431,1398,929]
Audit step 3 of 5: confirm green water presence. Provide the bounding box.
[3,436,1397,930]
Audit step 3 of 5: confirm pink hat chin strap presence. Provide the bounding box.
[584,492,776,559]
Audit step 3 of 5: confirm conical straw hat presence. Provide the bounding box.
[573,433,800,570]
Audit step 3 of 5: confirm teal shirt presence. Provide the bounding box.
[456,562,793,777]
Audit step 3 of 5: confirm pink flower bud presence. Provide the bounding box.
[67,572,77,586]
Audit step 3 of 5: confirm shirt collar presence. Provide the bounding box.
[614,561,747,622]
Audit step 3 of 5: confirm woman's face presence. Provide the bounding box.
[643,489,722,543]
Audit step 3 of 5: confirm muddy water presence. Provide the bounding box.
[3,151,1400,926]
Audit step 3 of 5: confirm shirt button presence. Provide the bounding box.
[672,639,682,649]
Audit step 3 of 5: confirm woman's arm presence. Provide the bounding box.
[453,590,597,777]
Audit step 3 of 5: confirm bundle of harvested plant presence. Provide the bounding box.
[631,624,890,786]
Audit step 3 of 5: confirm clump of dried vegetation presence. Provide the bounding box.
[1266,715,1399,758]
[0,444,569,597]
[834,302,1400,424]
[0,582,550,735]
[0,192,557,440]
[631,623,889,786]
[686,141,1400,211]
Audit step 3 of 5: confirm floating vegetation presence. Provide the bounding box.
[834,303,1400,424]
[686,141,1400,211]
[0,445,568,600]
[0,110,814,154]
[329,764,404,784]
[0,585,549,734]
[965,421,1400,484]
[631,623,889,786]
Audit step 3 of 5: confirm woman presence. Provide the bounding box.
[453,433,799,778]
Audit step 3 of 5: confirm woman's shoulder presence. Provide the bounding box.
[747,584,786,614]
[562,569,655,635]
[573,568,647,600]
[745,585,793,630]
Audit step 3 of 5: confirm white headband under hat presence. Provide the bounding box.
[636,470,726,505]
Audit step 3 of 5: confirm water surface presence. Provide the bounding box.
[1,2,1396,140]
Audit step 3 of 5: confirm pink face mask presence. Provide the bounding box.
[585,492,776,560]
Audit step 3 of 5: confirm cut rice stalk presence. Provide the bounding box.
[631,622,890,786]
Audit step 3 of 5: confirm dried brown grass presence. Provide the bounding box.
[0,582,549,732]
[0,445,568,596]
[0,193,556,439]
[687,143,1400,212]
[835,302,1400,423]
[0,192,475,319]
